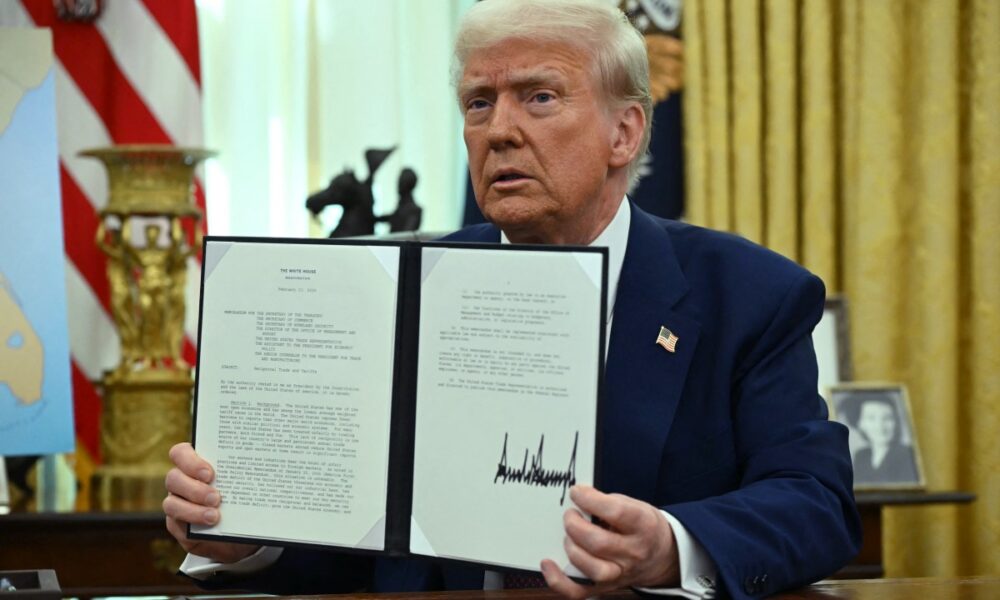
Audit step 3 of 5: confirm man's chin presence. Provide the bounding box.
[489,218,562,244]
[481,196,543,225]
[484,210,545,237]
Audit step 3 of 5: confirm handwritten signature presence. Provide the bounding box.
[494,431,578,505]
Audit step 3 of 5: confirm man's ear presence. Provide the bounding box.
[608,103,645,169]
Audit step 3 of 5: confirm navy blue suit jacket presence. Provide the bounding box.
[208,204,861,599]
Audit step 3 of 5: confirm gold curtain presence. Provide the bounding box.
[684,0,999,577]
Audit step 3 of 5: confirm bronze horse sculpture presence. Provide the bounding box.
[306,147,421,238]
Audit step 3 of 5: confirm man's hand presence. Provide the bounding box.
[541,485,680,599]
[163,442,260,563]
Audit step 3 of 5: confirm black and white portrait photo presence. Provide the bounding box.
[829,385,924,490]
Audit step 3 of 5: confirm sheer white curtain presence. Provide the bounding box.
[196,0,475,237]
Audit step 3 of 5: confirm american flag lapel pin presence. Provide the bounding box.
[656,326,678,353]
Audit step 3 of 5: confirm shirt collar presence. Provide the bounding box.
[499,196,630,324]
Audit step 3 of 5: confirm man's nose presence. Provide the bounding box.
[486,96,524,149]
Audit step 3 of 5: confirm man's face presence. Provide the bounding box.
[857,402,896,446]
[460,38,630,244]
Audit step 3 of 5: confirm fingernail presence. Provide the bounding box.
[198,469,212,483]
[204,509,218,523]
[205,492,219,506]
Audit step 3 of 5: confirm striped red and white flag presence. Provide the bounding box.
[0,0,204,484]
[656,325,678,353]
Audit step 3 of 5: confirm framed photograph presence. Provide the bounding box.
[814,296,853,400]
[828,383,925,491]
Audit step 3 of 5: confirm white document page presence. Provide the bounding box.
[192,241,399,550]
[410,247,604,572]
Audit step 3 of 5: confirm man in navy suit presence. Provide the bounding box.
[163,1,861,597]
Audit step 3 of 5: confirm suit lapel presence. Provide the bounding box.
[601,205,700,500]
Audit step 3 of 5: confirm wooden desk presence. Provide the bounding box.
[0,510,208,598]
[208,578,1000,599]
[792,577,1000,600]
[0,492,975,598]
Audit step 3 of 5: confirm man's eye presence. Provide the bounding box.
[467,99,490,111]
[532,93,554,103]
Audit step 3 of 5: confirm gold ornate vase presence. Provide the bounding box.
[80,145,215,511]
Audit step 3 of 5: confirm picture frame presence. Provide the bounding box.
[827,383,925,491]
[814,296,853,399]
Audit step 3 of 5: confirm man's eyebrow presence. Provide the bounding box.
[458,81,492,100]
[459,68,568,99]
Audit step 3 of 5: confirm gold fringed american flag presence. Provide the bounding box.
[656,326,678,353]
[0,0,204,498]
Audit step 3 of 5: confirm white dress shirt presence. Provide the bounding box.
[183,197,716,597]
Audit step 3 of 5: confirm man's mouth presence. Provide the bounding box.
[492,171,530,185]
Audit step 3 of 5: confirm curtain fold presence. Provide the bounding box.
[731,0,763,244]
[685,0,999,577]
